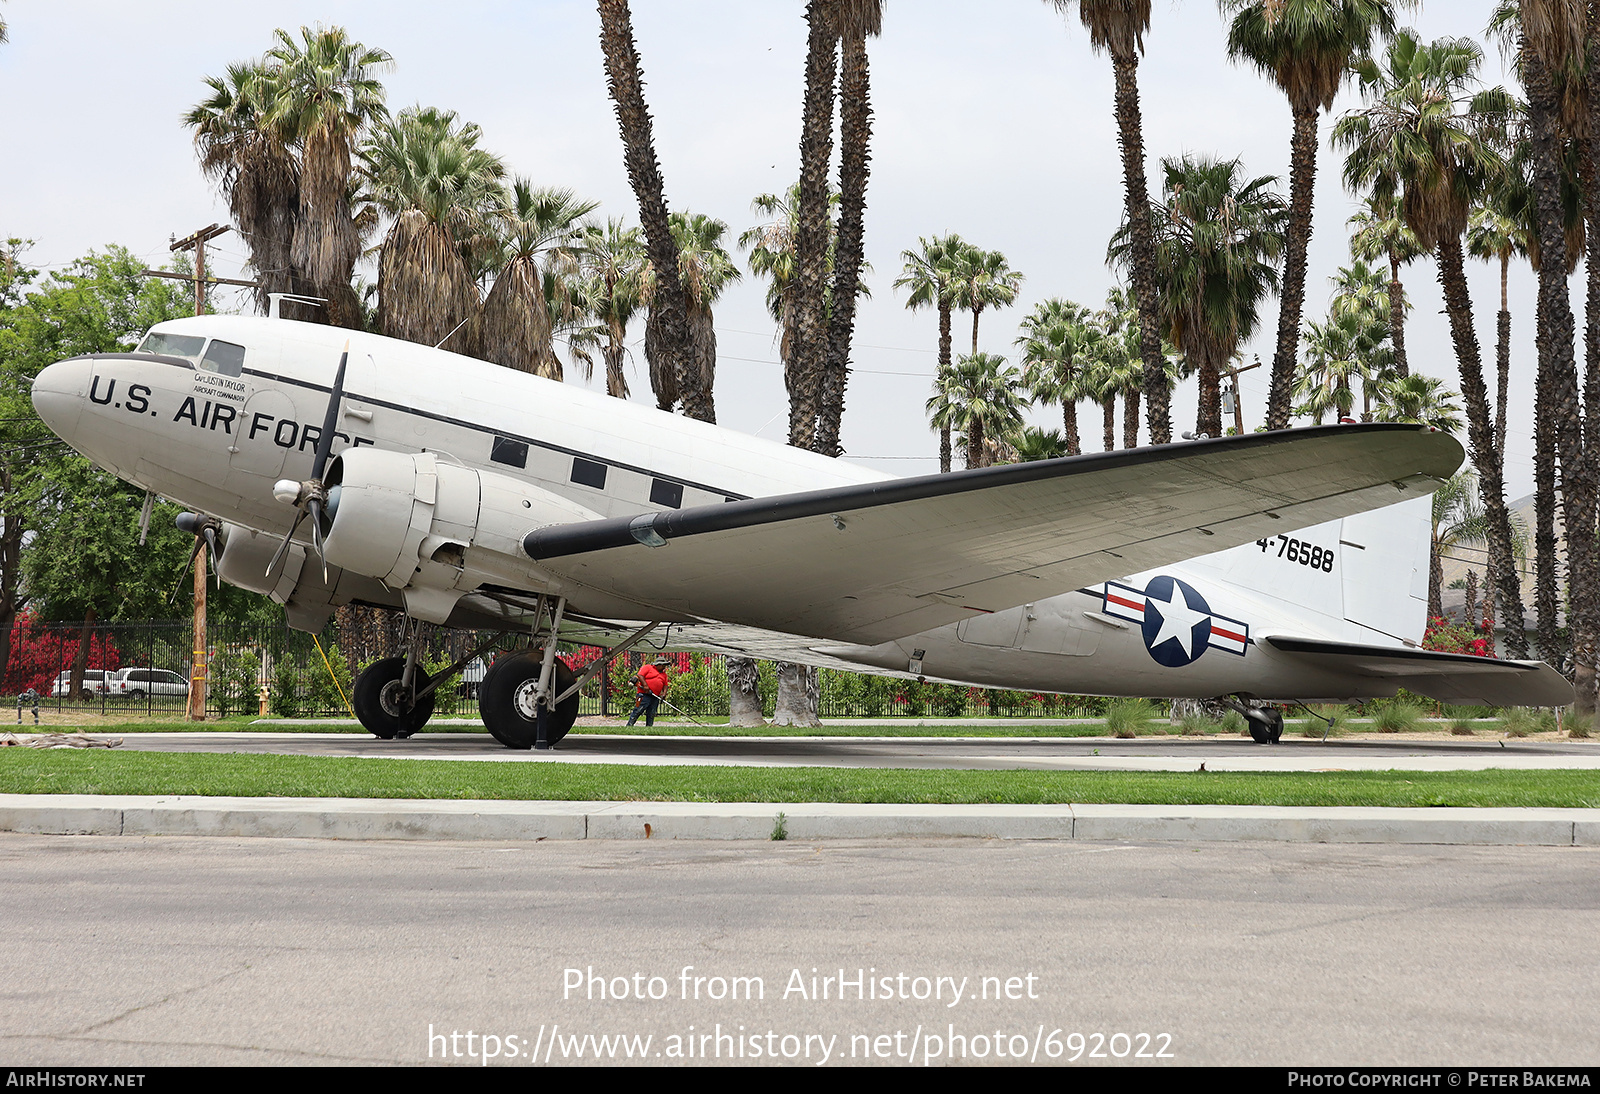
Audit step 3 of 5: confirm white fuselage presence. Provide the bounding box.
[33,315,1433,703]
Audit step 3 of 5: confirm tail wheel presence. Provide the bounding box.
[478,652,579,749]
[352,656,436,740]
[1245,707,1284,744]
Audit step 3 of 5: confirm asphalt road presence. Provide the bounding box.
[1,835,1594,1067]
[81,729,1600,771]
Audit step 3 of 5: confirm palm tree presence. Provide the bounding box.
[1374,372,1463,433]
[1012,427,1070,462]
[1466,180,1529,459]
[1047,0,1172,444]
[480,182,597,380]
[817,0,885,458]
[184,62,308,318]
[1115,154,1286,439]
[928,353,1028,470]
[642,212,740,419]
[742,185,850,431]
[1075,321,1125,452]
[361,106,506,353]
[950,243,1024,355]
[1428,472,1488,624]
[1334,30,1532,659]
[1223,0,1399,431]
[1016,297,1094,456]
[265,26,392,330]
[1348,192,1423,377]
[897,233,968,469]
[1295,316,1366,424]
[597,0,700,421]
[569,218,647,400]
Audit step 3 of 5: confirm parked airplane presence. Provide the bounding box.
[30,315,1572,747]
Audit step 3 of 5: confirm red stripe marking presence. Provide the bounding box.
[1211,626,1247,643]
[1107,593,1144,612]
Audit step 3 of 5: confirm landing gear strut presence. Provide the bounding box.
[479,652,581,749]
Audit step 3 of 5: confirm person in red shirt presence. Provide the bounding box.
[626,661,671,727]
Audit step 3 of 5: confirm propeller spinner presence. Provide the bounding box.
[268,340,350,580]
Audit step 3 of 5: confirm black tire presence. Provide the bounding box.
[79,688,94,702]
[352,657,436,740]
[130,689,146,702]
[478,652,579,749]
[1246,707,1284,744]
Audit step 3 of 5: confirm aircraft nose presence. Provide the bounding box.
[31,358,90,440]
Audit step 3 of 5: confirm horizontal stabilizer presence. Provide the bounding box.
[524,424,1463,645]
[1264,636,1574,707]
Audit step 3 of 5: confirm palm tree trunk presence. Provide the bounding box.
[970,306,982,356]
[1101,398,1115,453]
[967,419,985,470]
[1534,288,1560,665]
[789,1,838,450]
[1436,235,1531,660]
[1496,256,1510,459]
[295,128,362,330]
[1107,47,1171,445]
[1266,104,1319,432]
[1196,350,1223,440]
[817,31,872,458]
[598,0,699,420]
[1528,50,1594,702]
[938,301,953,472]
[726,654,764,727]
[1428,532,1443,623]
[1123,388,1140,449]
[1388,251,1409,378]
[1062,394,1081,457]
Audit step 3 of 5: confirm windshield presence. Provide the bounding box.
[137,331,205,363]
[201,339,246,377]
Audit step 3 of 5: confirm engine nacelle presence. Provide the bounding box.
[320,448,600,622]
[213,520,400,632]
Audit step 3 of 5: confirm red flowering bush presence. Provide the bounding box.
[1422,616,1494,658]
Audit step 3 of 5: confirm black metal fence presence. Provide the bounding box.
[5,618,1110,721]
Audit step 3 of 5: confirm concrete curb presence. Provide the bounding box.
[0,794,1596,845]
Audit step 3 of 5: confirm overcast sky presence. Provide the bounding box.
[0,0,1547,496]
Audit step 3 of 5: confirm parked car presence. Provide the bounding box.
[112,667,190,701]
[48,669,115,701]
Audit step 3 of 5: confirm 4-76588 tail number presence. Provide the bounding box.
[1256,534,1335,573]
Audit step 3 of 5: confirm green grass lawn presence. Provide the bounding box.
[0,750,1594,808]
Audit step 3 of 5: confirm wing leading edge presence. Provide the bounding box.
[524,423,1464,645]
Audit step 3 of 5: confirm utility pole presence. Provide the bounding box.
[144,225,257,722]
[1223,356,1264,436]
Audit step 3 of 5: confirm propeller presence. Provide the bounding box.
[267,340,350,581]
[170,511,222,603]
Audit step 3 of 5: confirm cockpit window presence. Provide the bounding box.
[137,331,205,362]
[200,339,246,377]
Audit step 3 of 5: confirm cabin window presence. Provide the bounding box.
[570,458,607,489]
[650,478,683,509]
[200,339,246,377]
[137,331,205,363]
[491,436,529,469]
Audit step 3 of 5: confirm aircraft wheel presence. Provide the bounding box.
[478,652,579,749]
[1245,706,1283,745]
[352,657,436,740]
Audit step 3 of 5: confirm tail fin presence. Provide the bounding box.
[1338,495,1431,643]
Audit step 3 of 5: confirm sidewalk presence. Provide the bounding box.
[1,793,1595,845]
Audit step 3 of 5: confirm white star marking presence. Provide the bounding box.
[1145,583,1211,658]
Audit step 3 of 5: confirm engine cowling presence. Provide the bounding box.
[213,520,400,632]
[319,448,601,622]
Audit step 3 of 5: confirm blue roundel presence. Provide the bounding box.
[1139,575,1213,668]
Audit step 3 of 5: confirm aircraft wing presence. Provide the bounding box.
[1263,636,1575,707]
[524,423,1463,645]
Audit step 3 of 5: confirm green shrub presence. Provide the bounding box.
[1566,708,1593,739]
[1448,719,1475,736]
[1372,702,1420,733]
[1105,697,1156,739]
[1302,704,1350,738]
[212,648,261,718]
[1500,708,1537,738]
[270,658,303,718]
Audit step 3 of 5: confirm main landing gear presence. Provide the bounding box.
[349,599,663,751]
[1218,696,1284,744]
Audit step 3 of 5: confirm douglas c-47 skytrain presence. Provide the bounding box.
[30,315,1572,747]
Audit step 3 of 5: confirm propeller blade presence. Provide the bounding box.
[168,537,205,604]
[308,497,328,582]
[309,341,350,482]
[265,508,308,578]
[203,526,221,590]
